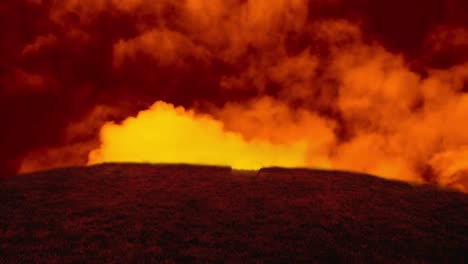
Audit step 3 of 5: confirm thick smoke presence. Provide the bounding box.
[1,0,467,191]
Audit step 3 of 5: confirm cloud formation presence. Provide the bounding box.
[1,0,467,191]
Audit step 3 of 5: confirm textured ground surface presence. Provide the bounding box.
[1,163,467,263]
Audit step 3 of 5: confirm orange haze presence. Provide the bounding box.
[5,0,467,192]
[89,20,468,192]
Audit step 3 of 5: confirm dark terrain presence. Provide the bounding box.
[1,163,467,263]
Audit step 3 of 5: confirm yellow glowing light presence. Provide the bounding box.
[88,101,308,170]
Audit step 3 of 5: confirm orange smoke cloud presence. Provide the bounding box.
[88,18,468,192]
[4,0,468,194]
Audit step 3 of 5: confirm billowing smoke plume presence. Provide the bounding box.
[1,0,467,191]
[88,101,309,169]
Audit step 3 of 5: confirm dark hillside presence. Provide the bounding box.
[1,164,467,263]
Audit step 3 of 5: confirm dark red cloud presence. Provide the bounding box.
[0,0,467,176]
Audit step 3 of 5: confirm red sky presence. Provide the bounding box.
[1,0,468,189]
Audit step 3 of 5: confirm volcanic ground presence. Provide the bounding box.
[1,163,467,263]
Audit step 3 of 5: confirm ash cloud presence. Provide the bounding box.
[0,0,467,191]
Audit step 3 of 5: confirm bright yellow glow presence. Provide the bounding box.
[88,101,308,170]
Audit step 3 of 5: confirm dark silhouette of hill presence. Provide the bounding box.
[1,163,467,263]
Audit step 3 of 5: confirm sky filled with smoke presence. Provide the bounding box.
[1,0,468,190]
